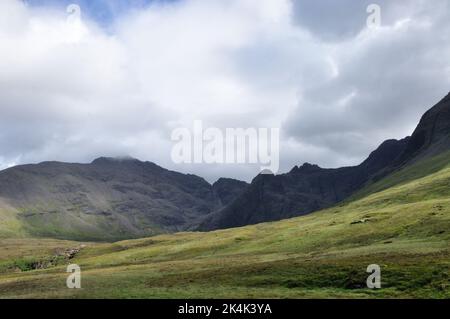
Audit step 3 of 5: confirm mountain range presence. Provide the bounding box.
[200,92,450,230]
[0,157,248,240]
[0,92,449,241]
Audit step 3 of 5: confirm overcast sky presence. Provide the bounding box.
[1,0,449,182]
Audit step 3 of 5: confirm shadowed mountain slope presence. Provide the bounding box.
[199,92,450,230]
[0,92,449,239]
[0,157,245,240]
[1,156,449,298]
[395,92,450,164]
[212,178,249,207]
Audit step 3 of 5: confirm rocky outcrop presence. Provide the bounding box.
[0,157,245,240]
[212,178,249,207]
[1,93,449,238]
[199,92,450,231]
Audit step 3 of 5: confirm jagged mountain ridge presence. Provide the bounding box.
[395,92,450,164]
[199,92,450,230]
[0,92,449,239]
[212,178,249,207]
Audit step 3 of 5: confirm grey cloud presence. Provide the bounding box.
[286,0,450,168]
[1,0,450,183]
[291,0,442,41]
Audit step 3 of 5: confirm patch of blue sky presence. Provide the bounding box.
[24,0,177,27]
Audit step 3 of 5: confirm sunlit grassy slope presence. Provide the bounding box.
[352,150,450,200]
[0,156,449,298]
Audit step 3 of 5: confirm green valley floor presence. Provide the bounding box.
[0,157,449,298]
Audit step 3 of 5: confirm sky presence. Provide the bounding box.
[24,0,166,27]
[0,0,450,182]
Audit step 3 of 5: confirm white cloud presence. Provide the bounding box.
[287,0,450,168]
[0,0,449,182]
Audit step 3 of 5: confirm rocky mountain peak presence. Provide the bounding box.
[91,156,139,165]
[396,91,450,163]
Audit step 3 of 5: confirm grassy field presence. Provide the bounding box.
[0,157,449,298]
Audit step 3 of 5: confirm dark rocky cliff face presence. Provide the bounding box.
[212,178,249,207]
[1,93,449,239]
[0,157,245,240]
[396,92,450,164]
[199,92,450,231]
[198,138,410,230]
